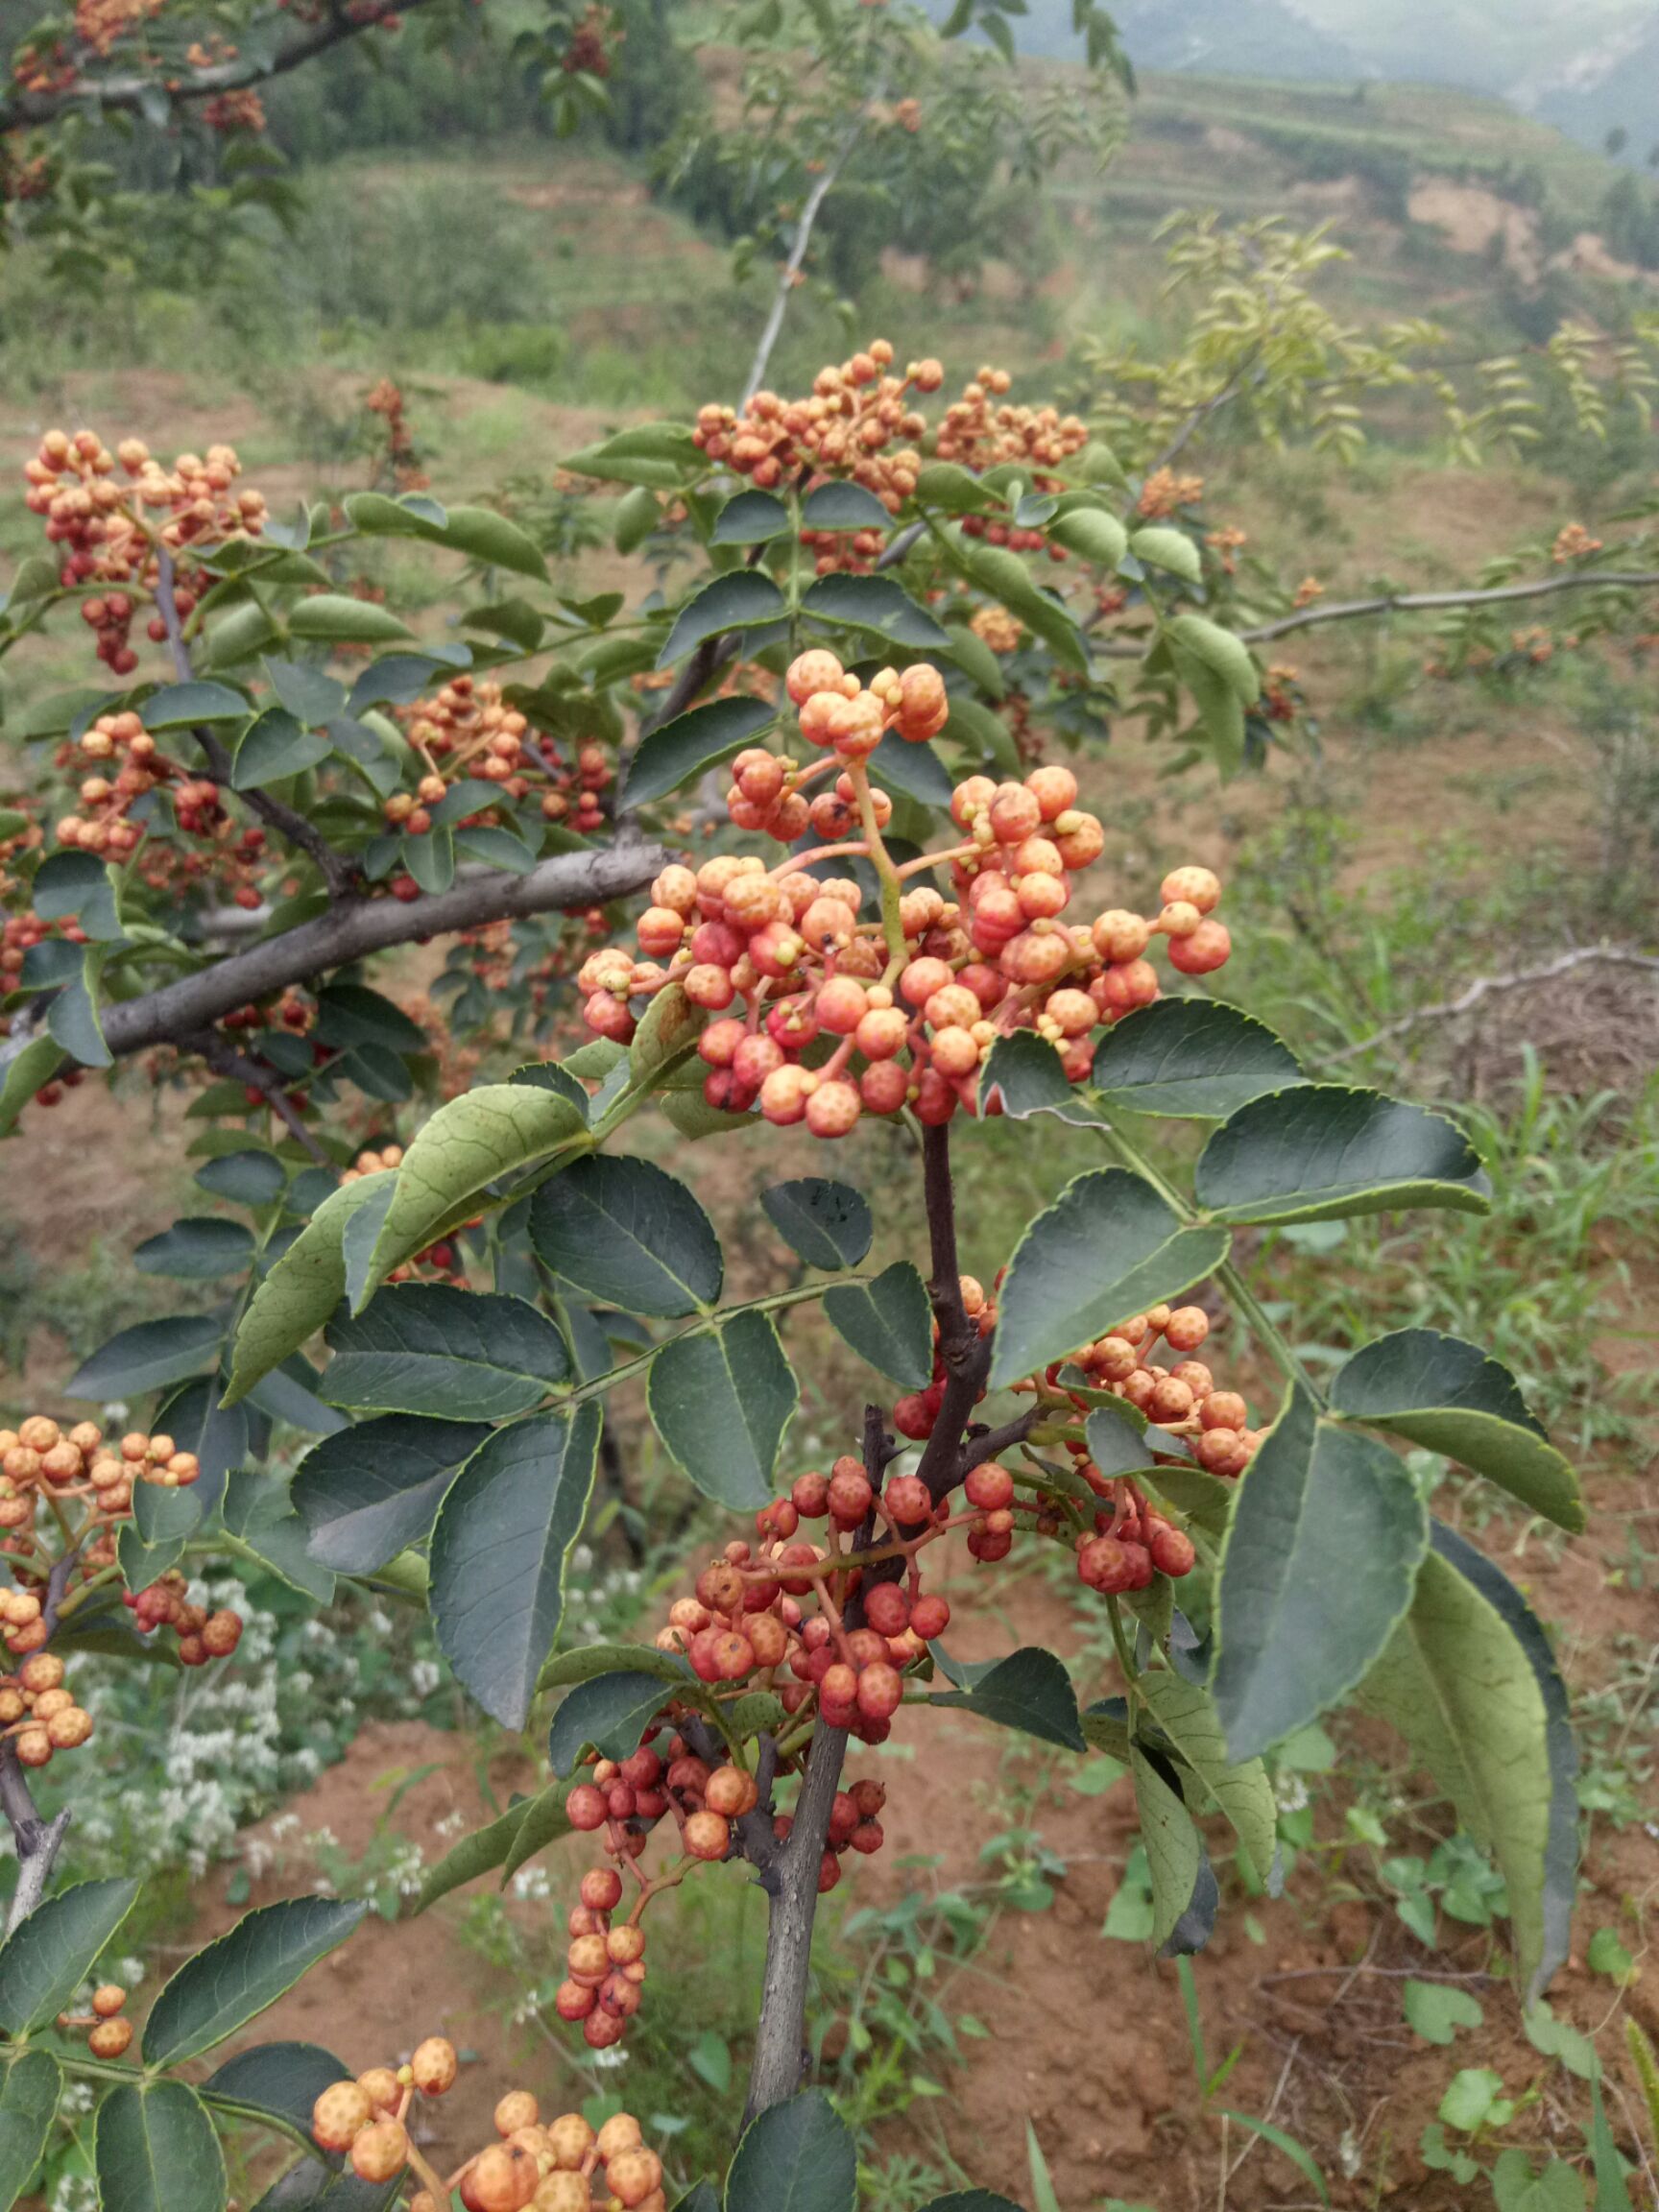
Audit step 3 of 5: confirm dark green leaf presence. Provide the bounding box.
[0,1879,139,2033]
[30,850,120,940]
[646,1311,796,1510]
[1331,1330,1582,1533]
[293,1415,489,1574]
[869,732,953,806]
[1195,1087,1491,1225]
[140,680,248,728]
[711,491,790,543]
[412,1800,531,1913]
[930,1646,1085,1750]
[548,1671,675,1776]
[231,709,332,790]
[980,1030,1109,1127]
[531,1156,721,1317]
[823,1262,932,1388]
[196,1149,286,1207]
[539,1643,693,1693]
[430,1406,602,1729]
[263,658,347,726]
[203,2041,348,2139]
[498,1781,575,1886]
[1213,1383,1429,1761]
[989,1169,1229,1390]
[1136,1672,1277,1886]
[656,573,785,668]
[1358,1522,1576,2005]
[1130,1745,1206,1951]
[133,1216,254,1281]
[802,481,892,532]
[402,823,454,896]
[312,986,427,1055]
[801,572,950,648]
[222,1468,335,1601]
[95,2080,227,2212]
[323,1286,569,1420]
[622,694,776,808]
[145,1899,367,2069]
[65,1315,223,1400]
[759,1179,872,1269]
[0,2050,60,2206]
[1092,1000,1306,1120]
[47,953,110,1069]
[723,2090,855,2212]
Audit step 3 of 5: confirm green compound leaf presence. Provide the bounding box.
[1212,1382,1429,1763]
[1357,1522,1576,2006]
[0,2050,61,2208]
[293,1414,489,1574]
[989,1167,1229,1391]
[930,1646,1085,1751]
[1091,998,1306,1121]
[724,2089,855,2212]
[622,694,777,809]
[363,1084,587,1299]
[531,1154,722,1317]
[646,1310,796,1510]
[822,1262,932,1389]
[430,1405,603,1729]
[143,1898,367,2069]
[322,1285,570,1420]
[548,1671,679,1778]
[1331,1329,1583,1533]
[94,2080,227,2212]
[656,572,785,668]
[760,1178,873,1270]
[222,1172,393,1407]
[1195,1086,1491,1226]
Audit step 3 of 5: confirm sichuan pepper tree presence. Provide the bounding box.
[0,302,1647,2202]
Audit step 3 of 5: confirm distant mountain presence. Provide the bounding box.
[1110,0,1362,82]
[1291,0,1642,96]
[1525,15,1659,164]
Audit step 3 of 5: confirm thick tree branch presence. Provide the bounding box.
[96,830,667,1060]
[0,0,442,133]
[913,1122,990,1503]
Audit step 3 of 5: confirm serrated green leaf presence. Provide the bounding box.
[288,596,413,644]
[65,1315,223,1400]
[1331,1330,1582,1532]
[1092,999,1306,1120]
[222,1174,389,1406]
[989,1167,1229,1390]
[144,1898,367,2069]
[711,491,790,544]
[0,1879,139,2034]
[647,1310,796,1510]
[323,1285,569,1419]
[656,572,785,668]
[622,696,778,808]
[759,1179,873,1269]
[723,2090,855,2212]
[1137,1672,1277,1887]
[95,2081,226,2212]
[930,1646,1085,1750]
[293,1414,489,1574]
[0,2050,60,2206]
[1195,1086,1491,1225]
[823,1262,932,1388]
[1130,1745,1203,1950]
[133,1215,255,1281]
[531,1154,721,1316]
[548,1671,677,1777]
[430,1406,602,1729]
[801,573,949,648]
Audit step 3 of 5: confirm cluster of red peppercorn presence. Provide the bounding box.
[312,2035,665,2210]
[578,652,1229,1136]
[385,675,612,843]
[0,1651,93,1769]
[0,1418,241,1680]
[562,0,623,76]
[23,429,266,675]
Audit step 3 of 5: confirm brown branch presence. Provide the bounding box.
[155,551,356,898]
[0,0,443,133]
[1319,943,1659,1064]
[186,1026,329,1163]
[0,1746,70,1935]
[1236,567,1659,647]
[913,1122,990,1504]
[97,829,667,1060]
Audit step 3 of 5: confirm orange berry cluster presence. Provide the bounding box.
[931,366,1090,479]
[693,339,936,504]
[56,1981,132,2060]
[0,1652,93,1767]
[364,377,428,493]
[562,1,623,77]
[24,430,266,676]
[579,655,1229,1137]
[122,1571,244,1666]
[313,2044,663,2212]
[1071,1302,1262,1479]
[201,89,267,133]
[74,0,161,56]
[53,711,267,891]
[340,1141,406,1184]
[389,676,611,837]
